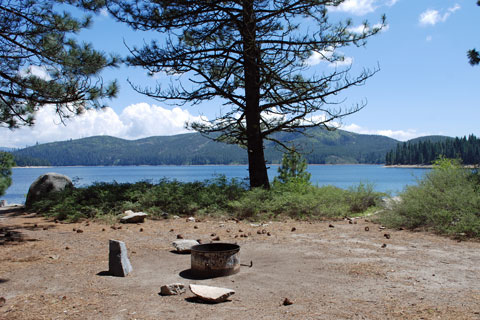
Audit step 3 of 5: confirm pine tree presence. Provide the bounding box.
[0,0,118,128]
[274,149,311,186]
[100,0,385,188]
[0,152,14,196]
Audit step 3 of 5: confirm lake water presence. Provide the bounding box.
[2,165,429,204]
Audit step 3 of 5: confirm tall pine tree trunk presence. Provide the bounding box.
[242,0,270,189]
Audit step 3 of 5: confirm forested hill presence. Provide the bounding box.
[12,128,399,166]
[386,135,480,165]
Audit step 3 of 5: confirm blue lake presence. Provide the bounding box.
[3,165,429,204]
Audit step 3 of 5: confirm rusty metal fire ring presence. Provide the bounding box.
[190,243,240,278]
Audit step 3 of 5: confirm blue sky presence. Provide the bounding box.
[2,0,479,148]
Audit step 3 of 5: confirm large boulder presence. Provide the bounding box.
[25,173,73,208]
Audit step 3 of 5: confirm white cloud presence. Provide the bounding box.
[306,48,353,67]
[18,65,52,81]
[100,8,108,17]
[0,103,205,148]
[329,0,398,16]
[419,4,461,26]
[341,123,431,141]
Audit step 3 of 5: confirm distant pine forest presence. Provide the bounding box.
[386,135,480,165]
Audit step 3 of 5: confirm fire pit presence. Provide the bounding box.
[190,243,240,278]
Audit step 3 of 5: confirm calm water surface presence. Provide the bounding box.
[3,165,429,204]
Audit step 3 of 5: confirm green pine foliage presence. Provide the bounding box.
[273,150,311,186]
[0,0,118,128]
[377,158,480,238]
[0,152,15,196]
[386,135,480,165]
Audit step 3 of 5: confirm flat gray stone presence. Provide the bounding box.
[189,284,235,303]
[172,240,199,253]
[108,240,132,277]
[120,211,148,223]
[160,283,186,296]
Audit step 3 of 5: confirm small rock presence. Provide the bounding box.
[283,298,293,306]
[160,211,169,219]
[381,243,387,248]
[160,283,186,296]
[194,225,198,229]
[384,233,391,239]
[238,229,243,233]
[173,215,180,219]
[120,211,148,224]
[110,225,117,230]
[76,229,83,233]
[65,246,69,250]
[291,227,296,232]
[212,236,220,241]
[176,234,184,239]
[365,226,370,232]
[189,284,235,303]
[139,228,144,232]
[172,239,199,253]
[102,228,106,232]
[72,228,76,231]
[108,240,132,277]
[187,217,195,222]
[257,230,262,235]
[49,255,60,260]
[226,229,230,233]
[267,232,271,236]
[328,224,334,228]
[169,229,174,232]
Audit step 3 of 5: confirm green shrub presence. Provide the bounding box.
[377,158,480,237]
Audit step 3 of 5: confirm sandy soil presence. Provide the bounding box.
[1,206,479,320]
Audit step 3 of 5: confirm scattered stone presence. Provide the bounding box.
[291,227,296,232]
[169,229,174,232]
[49,255,60,260]
[139,228,144,232]
[120,211,148,224]
[381,243,387,248]
[172,239,199,253]
[173,215,180,219]
[187,217,196,222]
[194,225,198,229]
[283,298,294,306]
[238,229,243,233]
[384,233,391,239]
[102,228,106,232]
[72,228,76,231]
[328,224,335,228]
[76,229,83,233]
[176,234,184,239]
[25,173,73,208]
[365,226,370,232]
[110,225,117,230]
[189,284,235,303]
[226,229,231,233]
[160,283,186,296]
[108,240,132,277]
[379,226,386,230]
[65,246,69,250]
[267,232,271,236]
[212,236,220,241]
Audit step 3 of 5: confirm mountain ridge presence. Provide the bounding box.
[10,128,445,166]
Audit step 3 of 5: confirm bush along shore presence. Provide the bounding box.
[376,158,480,238]
[29,175,383,223]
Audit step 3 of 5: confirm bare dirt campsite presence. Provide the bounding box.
[1,206,479,320]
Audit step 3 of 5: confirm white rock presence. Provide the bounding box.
[172,240,199,253]
[189,284,235,303]
[120,211,148,223]
[173,215,180,219]
[160,283,186,296]
[187,217,196,222]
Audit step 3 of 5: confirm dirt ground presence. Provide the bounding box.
[1,206,480,320]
